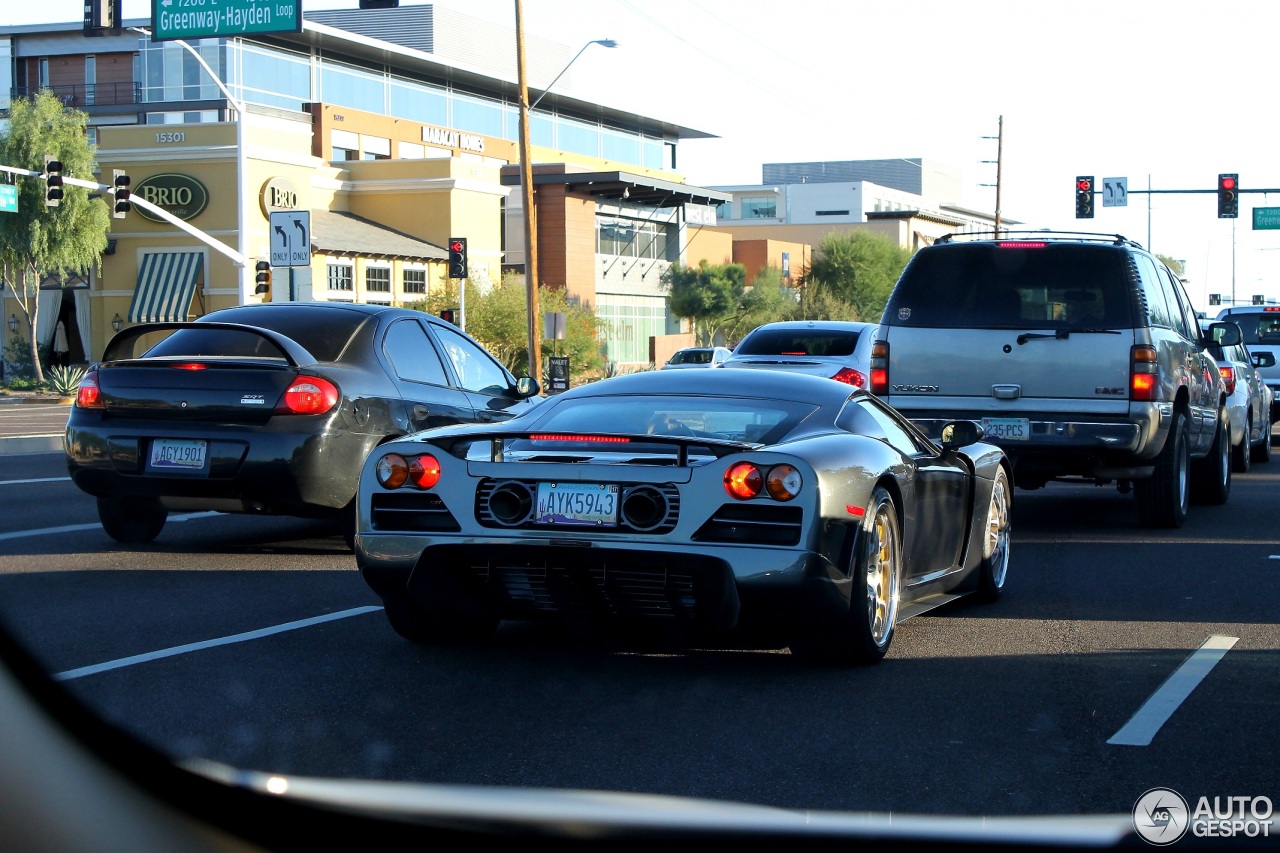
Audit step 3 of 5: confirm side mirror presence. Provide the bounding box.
[515,376,541,398]
[1255,351,1277,369]
[940,420,983,450]
[1204,321,1242,347]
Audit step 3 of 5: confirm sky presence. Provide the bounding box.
[12,0,1280,306]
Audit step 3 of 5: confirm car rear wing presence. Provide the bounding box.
[408,428,759,466]
[100,321,318,368]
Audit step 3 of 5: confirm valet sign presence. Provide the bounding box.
[133,174,209,223]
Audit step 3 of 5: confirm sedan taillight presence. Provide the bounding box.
[831,366,866,387]
[75,369,102,409]
[276,376,339,415]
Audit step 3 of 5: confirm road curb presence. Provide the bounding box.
[0,435,64,456]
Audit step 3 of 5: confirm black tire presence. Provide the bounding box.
[1135,411,1189,528]
[1192,409,1231,506]
[975,467,1012,603]
[338,500,357,551]
[97,496,168,544]
[792,486,901,665]
[1252,408,1273,464]
[1232,416,1251,474]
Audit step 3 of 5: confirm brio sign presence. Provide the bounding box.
[259,177,300,216]
[133,174,209,222]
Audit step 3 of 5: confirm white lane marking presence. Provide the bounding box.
[1,476,73,485]
[1107,635,1238,747]
[54,606,385,681]
[0,511,222,542]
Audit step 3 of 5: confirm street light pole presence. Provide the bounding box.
[513,5,616,382]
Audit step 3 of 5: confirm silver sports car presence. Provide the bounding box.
[354,369,1012,664]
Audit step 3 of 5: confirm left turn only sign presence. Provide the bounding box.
[269,210,310,267]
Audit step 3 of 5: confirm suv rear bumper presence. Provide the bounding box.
[900,406,1170,481]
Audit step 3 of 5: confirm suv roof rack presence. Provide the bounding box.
[935,230,1144,249]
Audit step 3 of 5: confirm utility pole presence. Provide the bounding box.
[980,115,1003,234]
[515,0,540,384]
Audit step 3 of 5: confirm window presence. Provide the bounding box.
[399,141,425,160]
[84,56,95,105]
[433,325,512,395]
[331,130,359,162]
[362,136,391,161]
[741,196,776,218]
[383,319,450,386]
[327,263,353,292]
[365,266,391,293]
[403,268,426,295]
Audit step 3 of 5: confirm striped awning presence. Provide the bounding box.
[127,252,204,323]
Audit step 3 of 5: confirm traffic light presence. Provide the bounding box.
[1254,294,1265,306]
[448,237,467,279]
[254,260,272,298]
[1218,174,1239,218]
[439,308,456,324]
[111,169,131,218]
[1074,176,1093,219]
[1209,293,1221,306]
[44,155,63,207]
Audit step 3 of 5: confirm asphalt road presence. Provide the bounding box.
[1,446,1278,824]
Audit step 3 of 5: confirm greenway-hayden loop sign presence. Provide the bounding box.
[151,0,302,42]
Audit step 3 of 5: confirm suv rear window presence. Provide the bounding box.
[735,328,863,356]
[886,243,1135,329]
[1219,311,1280,344]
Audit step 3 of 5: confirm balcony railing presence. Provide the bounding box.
[10,83,142,108]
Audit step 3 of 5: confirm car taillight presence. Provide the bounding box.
[724,462,802,501]
[1131,345,1158,401]
[869,340,889,395]
[831,367,866,387]
[375,453,441,490]
[75,369,102,409]
[1219,366,1236,395]
[276,376,339,415]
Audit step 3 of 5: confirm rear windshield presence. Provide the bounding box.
[735,327,862,357]
[1219,311,1280,345]
[669,349,713,365]
[885,243,1136,329]
[145,308,365,362]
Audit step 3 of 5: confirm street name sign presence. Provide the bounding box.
[1253,207,1280,231]
[269,210,311,268]
[0,185,16,214]
[151,0,302,42]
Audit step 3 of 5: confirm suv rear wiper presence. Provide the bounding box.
[1017,327,1122,345]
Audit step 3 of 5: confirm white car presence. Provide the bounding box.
[720,320,877,387]
[660,346,733,369]
[1202,319,1275,471]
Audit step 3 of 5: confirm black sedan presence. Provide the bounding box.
[354,369,1012,664]
[65,302,541,547]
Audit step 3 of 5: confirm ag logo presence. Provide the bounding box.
[1133,787,1189,845]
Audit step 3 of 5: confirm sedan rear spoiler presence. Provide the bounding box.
[100,321,318,368]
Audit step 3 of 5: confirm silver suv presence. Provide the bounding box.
[872,231,1240,528]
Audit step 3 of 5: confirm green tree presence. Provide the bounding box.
[799,231,911,323]
[407,274,605,385]
[718,265,798,345]
[661,259,746,345]
[0,91,111,385]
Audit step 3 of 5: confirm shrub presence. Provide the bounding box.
[47,364,88,397]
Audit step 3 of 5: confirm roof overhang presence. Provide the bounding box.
[502,169,732,208]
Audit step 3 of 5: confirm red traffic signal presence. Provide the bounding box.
[1075,175,1094,219]
[1218,173,1239,218]
[447,237,467,279]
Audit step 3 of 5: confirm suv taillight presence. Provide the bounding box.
[1219,366,1237,395]
[870,340,889,395]
[1131,345,1159,401]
